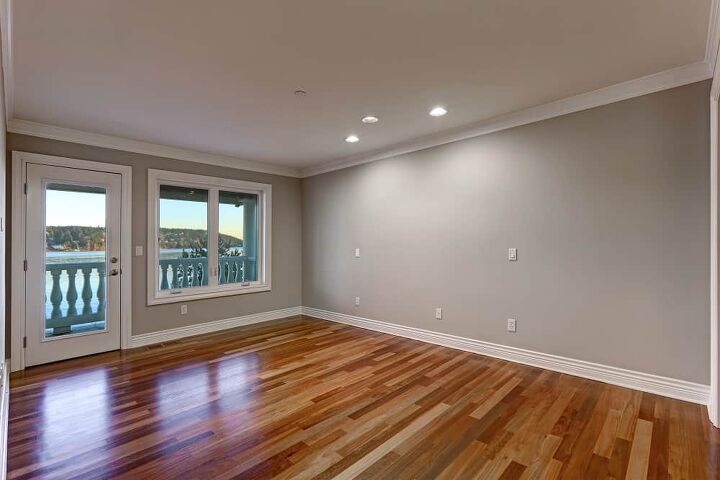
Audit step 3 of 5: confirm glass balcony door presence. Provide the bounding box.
[24,163,122,366]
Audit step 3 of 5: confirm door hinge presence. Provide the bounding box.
[23,183,27,194]
[23,259,27,271]
[23,337,27,348]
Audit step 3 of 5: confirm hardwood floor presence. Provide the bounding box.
[7,316,720,479]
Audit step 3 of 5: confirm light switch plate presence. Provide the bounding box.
[355,248,360,258]
[508,248,517,261]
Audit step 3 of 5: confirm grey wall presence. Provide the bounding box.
[6,134,302,338]
[302,80,711,384]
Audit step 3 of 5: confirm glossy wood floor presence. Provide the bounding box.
[7,316,720,479]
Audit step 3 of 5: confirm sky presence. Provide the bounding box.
[46,190,245,240]
[46,190,105,227]
[160,199,244,239]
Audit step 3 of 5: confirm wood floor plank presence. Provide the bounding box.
[626,418,653,480]
[6,315,719,479]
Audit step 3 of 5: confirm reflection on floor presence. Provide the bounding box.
[8,316,720,479]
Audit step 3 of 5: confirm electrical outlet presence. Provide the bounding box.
[435,307,442,320]
[507,318,517,333]
[355,248,361,258]
[355,296,360,306]
[508,248,517,261]
[180,304,188,315]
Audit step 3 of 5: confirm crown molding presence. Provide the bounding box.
[301,61,713,177]
[7,119,302,177]
[3,2,718,178]
[8,60,713,180]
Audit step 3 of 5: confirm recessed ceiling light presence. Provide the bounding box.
[345,135,360,143]
[361,115,379,124]
[429,106,448,117]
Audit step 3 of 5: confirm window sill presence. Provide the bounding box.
[147,284,271,306]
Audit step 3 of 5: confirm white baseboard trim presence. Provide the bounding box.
[0,360,9,480]
[129,306,303,348]
[302,307,710,406]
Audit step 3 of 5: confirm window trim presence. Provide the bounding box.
[147,169,272,305]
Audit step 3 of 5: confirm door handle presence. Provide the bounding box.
[109,268,120,276]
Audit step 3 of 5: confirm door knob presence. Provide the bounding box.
[109,268,120,276]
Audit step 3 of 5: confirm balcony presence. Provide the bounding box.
[45,256,256,335]
[158,257,257,289]
[45,262,106,336]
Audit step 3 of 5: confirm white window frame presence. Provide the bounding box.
[147,169,272,305]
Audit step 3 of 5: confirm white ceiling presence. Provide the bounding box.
[9,0,715,172]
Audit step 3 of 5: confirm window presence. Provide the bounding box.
[147,170,271,304]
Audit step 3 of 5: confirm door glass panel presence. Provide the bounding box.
[158,185,209,291]
[218,191,259,284]
[45,184,107,338]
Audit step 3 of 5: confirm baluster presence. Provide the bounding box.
[232,260,239,283]
[241,259,248,282]
[81,266,94,316]
[96,264,106,314]
[49,268,63,319]
[171,262,179,289]
[160,263,169,290]
[65,266,79,317]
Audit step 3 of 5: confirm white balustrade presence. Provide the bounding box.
[45,261,105,335]
[158,256,257,289]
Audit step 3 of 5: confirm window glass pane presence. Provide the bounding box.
[158,185,209,290]
[218,190,259,284]
[45,184,107,337]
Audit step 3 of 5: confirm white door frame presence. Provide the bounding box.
[10,151,132,372]
[711,94,720,428]
[711,95,719,427]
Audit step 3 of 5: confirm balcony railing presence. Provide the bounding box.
[158,256,257,290]
[44,256,258,335]
[46,261,106,335]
